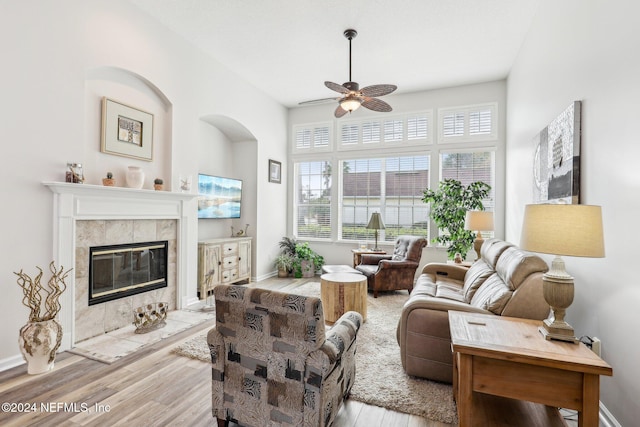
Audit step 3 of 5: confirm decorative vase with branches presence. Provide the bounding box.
[422,179,491,259]
[14,261,71,374]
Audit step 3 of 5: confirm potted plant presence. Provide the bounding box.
[102,172,115,186]
[293,242,324,278]
[15,262,71,374]
[278,236,297,257]
[274,253,294,278]
[154,178,163,191]
[422,179,491,259]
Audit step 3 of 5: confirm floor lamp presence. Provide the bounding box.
[520,204,605,343]
[464,211,494,260]
[366,212,385,251]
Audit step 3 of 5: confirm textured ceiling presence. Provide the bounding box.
[128,0,540,108]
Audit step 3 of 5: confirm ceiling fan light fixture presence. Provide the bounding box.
[340,95,362,112]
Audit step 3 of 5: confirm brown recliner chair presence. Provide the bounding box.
[355,235,427,297]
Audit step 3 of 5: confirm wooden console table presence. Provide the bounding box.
[449,311,612,427]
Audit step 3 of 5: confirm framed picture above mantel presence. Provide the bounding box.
[100,97,154,161]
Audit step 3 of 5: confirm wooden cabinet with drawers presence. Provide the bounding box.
[198,237,251,299]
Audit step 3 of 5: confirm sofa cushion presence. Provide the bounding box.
[469,273,513,314]
[495,247,549,290]
[461,260,494,303]
[434,280,465,302]
[480,238,513,269]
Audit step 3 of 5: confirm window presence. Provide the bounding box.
[291,103,499,244]
[438,103,497,143]
[341,155,429,241]
[441,149,495,211]
[293,123,332,152]
[294,161,332,239]
[338,112,432,149]
[407,115,428,140]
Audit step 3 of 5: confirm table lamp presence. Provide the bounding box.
[366,212,385,251]
[520,204,604,343]
[464,211,494,260]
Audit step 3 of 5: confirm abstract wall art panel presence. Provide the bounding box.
[533,101,581,204]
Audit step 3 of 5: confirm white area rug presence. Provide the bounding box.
[172,283,458,424]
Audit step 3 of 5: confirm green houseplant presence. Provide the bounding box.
[274,253,294,278]
[292,242,324,278]
[278,236,297,257]
[422,179,491,259]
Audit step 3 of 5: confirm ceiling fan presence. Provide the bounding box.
[299,29,397,118]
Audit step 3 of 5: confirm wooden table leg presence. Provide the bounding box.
[457,353,473,427]
[579,374,600,427]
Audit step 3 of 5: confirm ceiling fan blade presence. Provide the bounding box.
[325,81,350,94]
[334,105,349,118]
[361,97,392,112]
[298,97,341,106]
[360,84,397,97]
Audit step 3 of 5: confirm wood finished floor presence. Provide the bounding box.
[0,277,451,427]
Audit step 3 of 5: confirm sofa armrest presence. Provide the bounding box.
[421,262,468,281]
[307,311,363,381]
[378,259,419,270]
[360,254,392,265]
[322,311,362,363]
[402,294,492,315]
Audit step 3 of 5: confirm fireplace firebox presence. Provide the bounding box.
[89,241,168,305]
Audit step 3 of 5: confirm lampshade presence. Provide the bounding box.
[340,96,362,113]
[464,211,494,231]
[366,212,386,230]
[520,204,604,258]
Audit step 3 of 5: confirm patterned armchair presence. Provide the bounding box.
[355,235,427,297]
[207,284,363,427]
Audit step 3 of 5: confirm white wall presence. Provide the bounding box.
[506,1,640,425]
[288,80,506,274]
[0,0,287,368]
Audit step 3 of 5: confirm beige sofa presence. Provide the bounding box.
[396,238,550,383]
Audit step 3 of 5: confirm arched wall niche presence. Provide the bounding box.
[197,114,258,278]
[84,66,172,189]
[201,114,257,143]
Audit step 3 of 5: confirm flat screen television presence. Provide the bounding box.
[197,174,243,219]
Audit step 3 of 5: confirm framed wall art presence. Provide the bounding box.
[269,159,281,184]
[101,97,154,161]
[532,100,581,204]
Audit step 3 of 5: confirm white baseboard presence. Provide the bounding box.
[0,354,25,373]
[255,270,277,282]
[600,401,621,427]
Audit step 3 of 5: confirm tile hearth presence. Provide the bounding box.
[69,308,214,364]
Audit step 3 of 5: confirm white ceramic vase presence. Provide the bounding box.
[19,319,62,375]
[126,166,145,189]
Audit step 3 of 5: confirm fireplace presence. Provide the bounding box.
[45,182,198,349]
[89,241,168,305]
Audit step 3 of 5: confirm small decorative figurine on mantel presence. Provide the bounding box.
[102,172,115,186]
[154,178,163,191]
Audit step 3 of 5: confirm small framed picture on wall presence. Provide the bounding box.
[269,159,281,184]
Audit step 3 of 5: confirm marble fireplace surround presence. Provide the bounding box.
[45,182,198,351]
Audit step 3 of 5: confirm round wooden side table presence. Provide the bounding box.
[320,272,367,323]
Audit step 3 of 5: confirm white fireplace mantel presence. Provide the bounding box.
[44,182,199,350]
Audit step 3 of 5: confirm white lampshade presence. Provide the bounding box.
[464,211,494,231]
[520,204,604,258]
[340,96,362,112]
